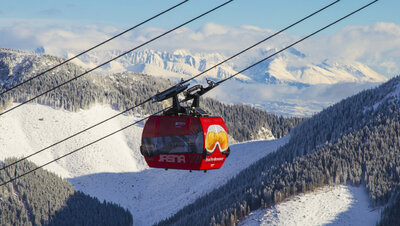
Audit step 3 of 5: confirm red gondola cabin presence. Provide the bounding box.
[141,115,229,171]
[140,79,230,171]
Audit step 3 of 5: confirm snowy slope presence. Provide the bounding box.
[0,103,147,178]
[239,185,381,226]
[0,103,382,225]
[70,137,288,226]
[0,103,287,225]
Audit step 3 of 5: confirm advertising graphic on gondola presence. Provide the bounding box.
[205,125,229,154]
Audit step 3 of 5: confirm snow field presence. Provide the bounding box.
[0,103,287,225]
[0,103,147,178]
[239,185,381,226]
[70,134,289,226]
[0,103,382,226]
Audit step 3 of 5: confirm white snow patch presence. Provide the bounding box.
[370,79,400,111]
[70,137,289,226]
[238,185,381,226]
[0,103,147,178]
[0,103,288,226]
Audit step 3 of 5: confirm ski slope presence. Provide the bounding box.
[0,103,147,178]
[0,103,381,225]
[70,135,288,225]
[0,103,287,225]
[239,185,381,226]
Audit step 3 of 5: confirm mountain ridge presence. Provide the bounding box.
[65,47,387,85]
[0,48,303,142]
[157,75,400,225]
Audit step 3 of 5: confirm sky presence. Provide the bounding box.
[0,0,399,77]
[0,0,397,34]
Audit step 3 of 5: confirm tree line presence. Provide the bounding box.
[157,76,400,225]
[0,158,132,225]
[0,48,303,142]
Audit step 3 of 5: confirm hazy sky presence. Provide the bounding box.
[0,0,399,77]
[0,0,397,34]
[0,0,399,115]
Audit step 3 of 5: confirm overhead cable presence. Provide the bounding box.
[0,0,189,97]
[0,0,339,173]
[181,0,340,84]
[0,0,379,187]
[216,0,379,85]
[0,0,234,117]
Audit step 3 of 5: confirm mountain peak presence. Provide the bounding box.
[70,48,386,86]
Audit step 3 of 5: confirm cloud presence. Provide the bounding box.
[206,79,380,116]
[298,22,400,76]
[0,22,399,77]
[0,23,41,50]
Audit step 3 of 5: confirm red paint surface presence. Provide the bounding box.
[141,115,229,170]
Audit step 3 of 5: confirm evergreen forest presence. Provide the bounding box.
[158,76,400,225]
[0,158,132,225]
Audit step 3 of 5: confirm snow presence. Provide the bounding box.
[1,48,387,118]
[239,185,381,226]
[0,103,287,225]
[369,78,400,111]
[75,48,386,86]
[69,137,287,225]
[0,103,382,225]
[0,103,147,178]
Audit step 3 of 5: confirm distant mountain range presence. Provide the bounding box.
[3,46,387,117]
[63,47,387,86]
[0,47,301,142]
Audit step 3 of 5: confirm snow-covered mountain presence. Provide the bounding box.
[58,47,388,117]
[69,47,387,85]
[0,47,394,224]
[0,47,387,117]
[0,103,380,225]
[0,103,287,225]
[157,77,400,225]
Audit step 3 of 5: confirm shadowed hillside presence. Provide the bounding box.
[0,158,132,225]
[157,76,400,225]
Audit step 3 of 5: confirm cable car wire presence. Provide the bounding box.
[181,0,340,84]
[0,0,234,117]
[0,0,378,187]
[0,0,189,97]
[215,0,378,85]
[0,107,167,188]
[0,0,339,173]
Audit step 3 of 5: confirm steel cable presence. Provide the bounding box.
[0,0,378,187]
[0,0,234,116]
[0,0,189,97]
[0,0,339,173]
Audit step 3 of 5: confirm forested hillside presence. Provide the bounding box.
[0,158,132,225]
[0,48,303,142]
[379,187,400,225]
[158,76,400,225]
